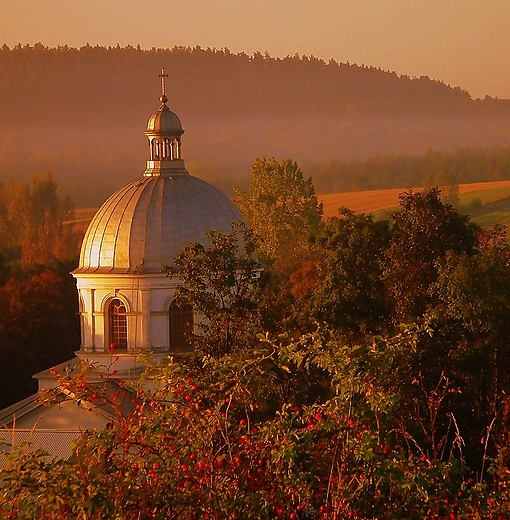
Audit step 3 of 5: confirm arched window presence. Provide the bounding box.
[108,298,128,350]
[169,300,193,352]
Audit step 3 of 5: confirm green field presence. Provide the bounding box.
[457,186,510,227]
[364,183,510,228]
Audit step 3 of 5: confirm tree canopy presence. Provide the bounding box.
[235,158,322,276]
[4,172,510,517]
[167,222,262,356]
[303,208,391,336]
[384,188,478,321]
[0,172,79,265]
[0,173,80,409]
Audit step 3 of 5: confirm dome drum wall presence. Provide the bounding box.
[75,274,185,368]
[144,158,188,177]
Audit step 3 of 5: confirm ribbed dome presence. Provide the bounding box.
[146,104,184,135]
[75,175,243,274]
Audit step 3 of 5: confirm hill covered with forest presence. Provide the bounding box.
[1,44,510,206]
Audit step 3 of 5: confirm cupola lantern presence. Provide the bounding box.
[144,67,187,176]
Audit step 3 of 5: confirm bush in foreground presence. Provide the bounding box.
[2,329,510,519]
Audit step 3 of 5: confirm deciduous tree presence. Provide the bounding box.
[430,226,510,460]
[384,188,478,321]
[303,208,391,336]
[235,158,322,276]
[423,170,460,207]
[0,172,79,266]
[167,222,262,356]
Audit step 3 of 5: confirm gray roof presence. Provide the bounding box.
[75,174,243,274]
[0,380,137,465]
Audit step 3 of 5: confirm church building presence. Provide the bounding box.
[0,69,244,457]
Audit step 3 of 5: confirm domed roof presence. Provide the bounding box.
[75,174,243,274]
[75,68,244,275]
[146,104,184,136]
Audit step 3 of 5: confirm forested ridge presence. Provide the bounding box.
[311,145,510,193]
[1,44,510,206]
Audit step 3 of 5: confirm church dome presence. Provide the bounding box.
[75,175,242,274]
[75,67,243,275]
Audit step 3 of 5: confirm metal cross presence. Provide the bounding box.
[159,67,169,97]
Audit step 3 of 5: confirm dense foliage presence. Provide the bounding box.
[0,171,78,265]
[3,163,510,517]
[0,44,487,126]
[0,173,80,409]
[2,329,510,518]
[297,187,510,477]
[302,208,390,337]
[0,263,80,409]
[235,158,323,276]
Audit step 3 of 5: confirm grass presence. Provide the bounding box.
[466,194,510,227]
[65,208,98,235]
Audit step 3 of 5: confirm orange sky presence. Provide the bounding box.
[2,0,510,100]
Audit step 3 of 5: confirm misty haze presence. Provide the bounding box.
[2,44,510,207]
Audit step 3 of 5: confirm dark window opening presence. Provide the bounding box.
[169,300,193,352]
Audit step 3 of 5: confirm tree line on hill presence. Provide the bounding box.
[0,43,490,125]
[2,44,510,206]
[3,159,510,517]
[308,144,510,194]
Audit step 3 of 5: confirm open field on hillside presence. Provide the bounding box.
[319,180,510,218]
[68,180,510,240]
[74,208,98,221]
